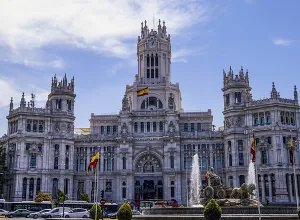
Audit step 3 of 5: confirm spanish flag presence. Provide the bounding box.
[86,152,99,175]
[137,87,149,97]
[290,136,294,166]
[250,134,256,163]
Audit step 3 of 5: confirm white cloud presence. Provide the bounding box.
[172,48,206,63]
[0,76,49,109]
[272,38,295,46]
[0,0,213,65]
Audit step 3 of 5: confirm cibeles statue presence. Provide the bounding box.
[202,167,258,207]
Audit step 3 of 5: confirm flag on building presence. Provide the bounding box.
[86,152,99,175]
[137,87,149,97]
[290,136,294,166]
[250,134,256,163]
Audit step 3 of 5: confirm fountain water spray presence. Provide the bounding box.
[247,161,256,198]
[189,154,202,206]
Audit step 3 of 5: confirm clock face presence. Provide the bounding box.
[148,39,156,48]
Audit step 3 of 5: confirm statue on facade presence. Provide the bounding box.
[122,94,130,112]
[168,93,175,110]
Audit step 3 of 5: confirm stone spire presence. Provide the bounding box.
[20,92,26,107]
[294,85,298,102]
[9,97,13,112]
[270,82,278,99]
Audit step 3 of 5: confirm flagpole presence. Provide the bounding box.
[254,162,261,220]
[95,161,98,220]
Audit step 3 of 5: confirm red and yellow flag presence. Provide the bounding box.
[290,136,294,166]
[86,152,99,175]
[250,134,256,163]
[137,87,149,97]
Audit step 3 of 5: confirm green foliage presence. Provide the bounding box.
[298,207,300,218]
[117,201,132,220]
[57,190,69,203]
[80,193,90,203]
[34,192,52,203]
[204,198,222,220]
[0,143,6,172]
[89,203,102,220]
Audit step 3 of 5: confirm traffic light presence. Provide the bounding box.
[101,190,104,199]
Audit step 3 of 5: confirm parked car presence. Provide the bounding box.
[5,209,32,218]
[61,208,90,218]
[28,209,51,219]
[41,207,71,218]
[0,209,9,216]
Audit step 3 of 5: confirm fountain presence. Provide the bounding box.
[189,154,202,207]
[247,161,256,199]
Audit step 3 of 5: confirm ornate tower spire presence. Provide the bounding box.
[271,82,278,99]
[294,85,298,102]
[20,92,26,107]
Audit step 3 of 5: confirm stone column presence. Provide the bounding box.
[268,175,272,202]
[261,177,266,203]
[288,174,294,202]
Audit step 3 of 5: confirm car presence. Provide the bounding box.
[28,209,51,219]
[5,209,32,218]
[0,209,9,216]
[41,207,71,218]
[60,208,90,218]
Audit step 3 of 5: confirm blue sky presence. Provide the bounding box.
[0,0,299,135]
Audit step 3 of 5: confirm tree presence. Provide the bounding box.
[34,192,52,203]
[117,201,132,220]
[57,190,69,203]
[89,203,102,220]
[80,193,90,203]
[203,198,222,220]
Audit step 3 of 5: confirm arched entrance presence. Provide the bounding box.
[134,151,163,201]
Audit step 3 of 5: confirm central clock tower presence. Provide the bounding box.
[137,19,171,84]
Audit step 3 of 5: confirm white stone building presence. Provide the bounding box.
[1,20,300,205]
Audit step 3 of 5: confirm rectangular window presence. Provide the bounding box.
[107,126,110,134]
[30,155,36,168]
[197,123,201,132]
[134,122,138,133]
[155,69,158,78]
[262,151,268,164]
[171,187,175,198]
[54,157,59,169]
[113,126,117,134]
[191,123,194,132]
[159,121,163,132]
[122,188,126,199]
[151,69,154,78]
[147,122,151,132]
[216,156,221,169]
[153,122,157,132]
[100,126,104,134]
[239,153,244,166]
[147,69,150,78]
[122,157,126,169]
[65,157,69,169]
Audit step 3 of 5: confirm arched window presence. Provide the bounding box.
[155,53,158,66]
[153,122,157,132]
[147,122,150,132]
[27,120,32,132]
[140,122,144,133]
[151,54,154,66]
[147,54,150,67]
[38,124,43,133]
[239,175,245,187]
[140,97,163,110]
[22,178,27,200]
[36,178,41,194]
[29,178,34,200]
[52,178,58,199]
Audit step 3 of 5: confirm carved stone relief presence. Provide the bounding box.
[225,116,244,128]
[168,93,175,110]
